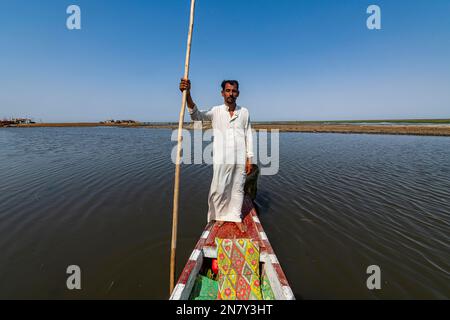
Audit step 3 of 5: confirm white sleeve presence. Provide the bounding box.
[188,105,214,121]
[245,113,254,159]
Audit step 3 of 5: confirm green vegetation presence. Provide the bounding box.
[253,119,450,125]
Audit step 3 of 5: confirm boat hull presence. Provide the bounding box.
[170,196,295,300]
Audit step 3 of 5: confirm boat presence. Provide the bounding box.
[169,195,295,300]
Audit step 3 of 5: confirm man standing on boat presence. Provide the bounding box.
[179,79,253,232]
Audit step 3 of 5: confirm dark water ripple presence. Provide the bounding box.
[258,133,450,299]
[0,128,449,299]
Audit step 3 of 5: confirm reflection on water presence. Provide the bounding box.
[0,127,449,299]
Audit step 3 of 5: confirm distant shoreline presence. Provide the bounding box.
[3,120,450,136]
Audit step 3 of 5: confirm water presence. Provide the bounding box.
[0,127,449,299]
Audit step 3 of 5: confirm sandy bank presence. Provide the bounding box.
[7,122,450,136]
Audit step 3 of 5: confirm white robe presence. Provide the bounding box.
[188,104,254,222]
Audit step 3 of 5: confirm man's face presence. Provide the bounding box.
[221,83,239,105]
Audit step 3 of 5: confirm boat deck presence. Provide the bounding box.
[170,196,295,300]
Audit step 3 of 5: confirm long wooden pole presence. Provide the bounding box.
[170,0,196,295]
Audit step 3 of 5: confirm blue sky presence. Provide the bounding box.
[1,0,449,122]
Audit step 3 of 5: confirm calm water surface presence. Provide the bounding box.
[0,127,449,299]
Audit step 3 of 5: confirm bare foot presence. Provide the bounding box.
[236,222,247,233]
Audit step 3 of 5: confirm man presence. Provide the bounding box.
[179,79,253,232]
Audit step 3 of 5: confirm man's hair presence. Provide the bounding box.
[221,80,239,90]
